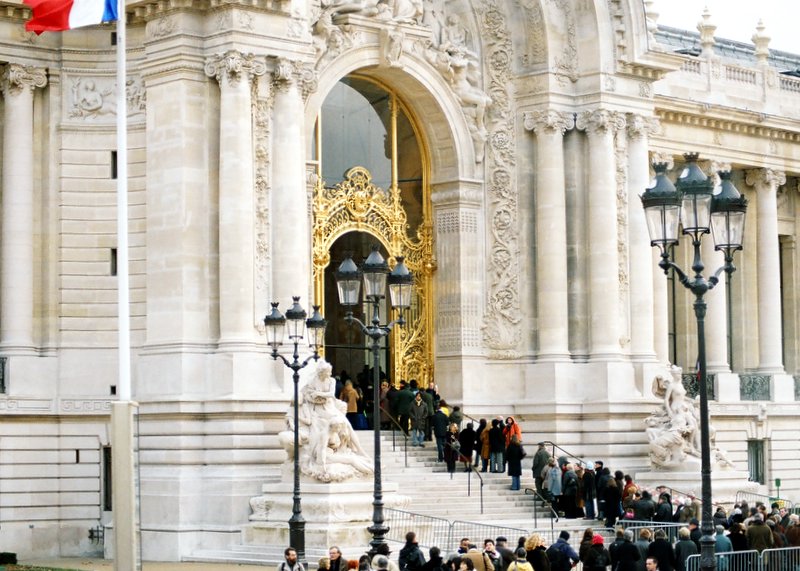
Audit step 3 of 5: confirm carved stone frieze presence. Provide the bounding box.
[205,50,267,88]
[522,109,572,135]
[0,63,47,98]
[614,122,629,337]
[62,74,146,120]
[514,0,546,67]
[475,1,521,358]
[380,27,405,68]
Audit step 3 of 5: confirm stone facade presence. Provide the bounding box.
[0,0,799,561]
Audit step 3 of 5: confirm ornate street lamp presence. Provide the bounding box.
[263,297,326,567]
[642,154,747,571]
[335,245,413,554]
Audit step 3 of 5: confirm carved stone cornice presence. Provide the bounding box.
[430,186,484,207]
[626,113,660,139]
[271,57,317,99]
[745,168,786,191]
[131,0,289,21]
[655,106,800,143]
[575,109,626,135]
[0,63,47,98]
[522,109,572,135]
[204,50,266,88]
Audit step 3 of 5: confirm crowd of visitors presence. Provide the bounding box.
[281,505,800,571]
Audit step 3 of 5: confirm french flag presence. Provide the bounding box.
[24,0,117,33]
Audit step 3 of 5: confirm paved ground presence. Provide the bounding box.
[18,560,264,571]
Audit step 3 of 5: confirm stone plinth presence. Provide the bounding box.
[634,469,761,506]
[246,478,409,551]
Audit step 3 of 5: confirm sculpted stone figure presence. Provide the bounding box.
[279,359,373,482]
[645,367,731,471]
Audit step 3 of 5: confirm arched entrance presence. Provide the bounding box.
[312,75,435,387]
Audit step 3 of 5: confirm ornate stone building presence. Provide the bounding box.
[0,0,799,560]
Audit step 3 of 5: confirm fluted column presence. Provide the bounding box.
[626,115,658,363]
[702,165,731,373]
[205,51,266,345]
[271,59,311,309]
[746,168,787,373]
[0,64,47,352]
[577,109,626,359]
[523,110,571,360]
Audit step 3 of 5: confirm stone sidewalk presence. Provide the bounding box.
[18,560,264,571]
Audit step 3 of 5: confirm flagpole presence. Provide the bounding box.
[111,0,140,569]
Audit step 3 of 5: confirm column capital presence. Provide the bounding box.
[575,108,626,136]
[204,50,266,89]
[626,113,660,139]
[745,167,786,190]
[522,109,572,135]
[271,57,317,99]
[0,63,47,97]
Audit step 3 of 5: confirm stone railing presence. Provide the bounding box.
[725,64,757,84]
[682,59,702,74]
[780,75,800,93]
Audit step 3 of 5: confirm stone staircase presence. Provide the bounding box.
[185,430,555,566]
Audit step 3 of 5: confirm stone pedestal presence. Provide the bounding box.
[634,469,760,506]
[246,478,409,551]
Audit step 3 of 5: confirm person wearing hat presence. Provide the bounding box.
[531,442,550,497]
[582,535,611,571]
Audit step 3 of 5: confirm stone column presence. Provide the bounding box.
[205,51,266,346]
[576,109,626,359]
[271,59,311,310]
[746,168,787,373]
[626,114,658,363]
[523,110,571,360]
[0,64,47,352]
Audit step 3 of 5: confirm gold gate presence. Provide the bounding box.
[312,165,435,385]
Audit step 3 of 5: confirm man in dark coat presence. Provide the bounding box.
[494,537,515,571]
[654,493,673,523]
[673,528,698,571]
[394,382,415,434]
[612,529,641,571]
[431,405,450,462]
[419,387,435,441]
[647,529,676,571]
[634,490,657,521]
[399,531,426,571]
[582,462,597,519]
[531,443,550,496]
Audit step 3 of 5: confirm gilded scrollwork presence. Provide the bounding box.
[312,166,435,384]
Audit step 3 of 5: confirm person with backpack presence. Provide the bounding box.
[546,531,579,571]
[399,531,427,571]
[506,548,534,571]
[279,547,305,571]
[582,535,611,571]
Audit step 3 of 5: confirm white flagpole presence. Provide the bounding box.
[115,0,130,402]
[111,2,139,570]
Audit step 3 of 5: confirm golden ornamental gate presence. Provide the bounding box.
[312,165,435,385]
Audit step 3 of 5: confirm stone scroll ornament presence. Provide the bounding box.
[645,367,734,471]
[277,359,374,482]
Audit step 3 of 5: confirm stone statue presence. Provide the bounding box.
[645,366,732,471]
[279,359,373,482]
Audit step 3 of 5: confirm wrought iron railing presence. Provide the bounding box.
[739,374,772,401]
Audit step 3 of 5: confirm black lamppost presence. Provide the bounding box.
[263,297,327,567]
[334,245,413,554]
[641,154,747,571]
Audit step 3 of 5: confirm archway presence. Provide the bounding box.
[312,75,435,387]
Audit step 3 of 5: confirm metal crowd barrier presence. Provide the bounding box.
[685,547,800,571]
[620,520,686,544]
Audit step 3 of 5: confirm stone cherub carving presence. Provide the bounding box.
[645,366,733,471]
[278,359,373,482]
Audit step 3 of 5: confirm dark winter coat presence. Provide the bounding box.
[654,501,674,522]
[525,546,550,571]
[488,426,505,453]
[459,426,477,457]
[432,410,450,438]
[647,538,676,571]
[674,539,698,571]
[611,541,640,571]
[399,541,426,571]
[582,545,611,571]
[505,441,526,477]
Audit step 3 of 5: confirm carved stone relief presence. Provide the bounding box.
[513,0,546,68]
[549,0,578,84]
[253,78,272,331]
[64,74,146,120]
[476,1,521,357]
